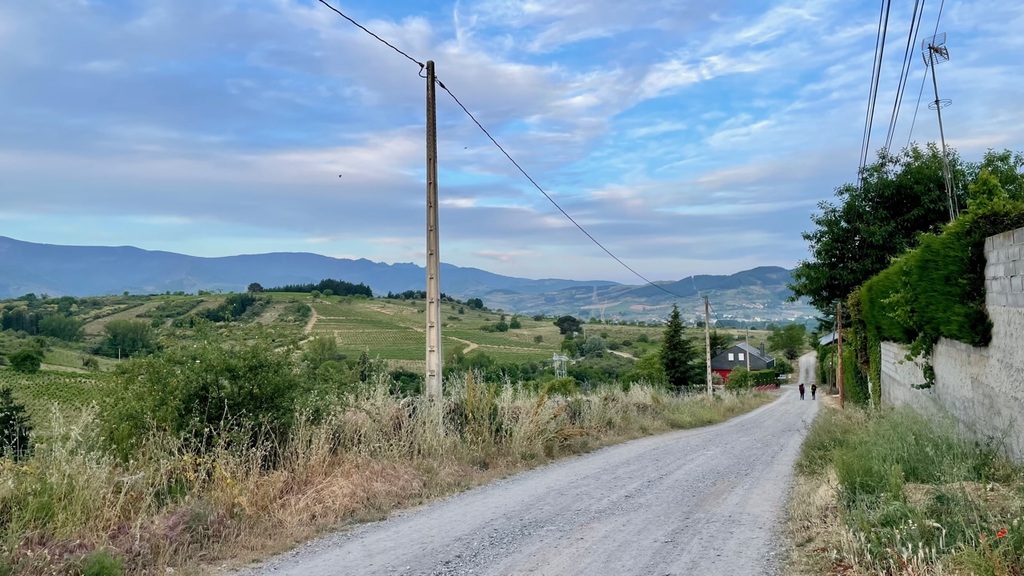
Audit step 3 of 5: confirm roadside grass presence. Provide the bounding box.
[787,404,1024,575]
[0,382,774,575]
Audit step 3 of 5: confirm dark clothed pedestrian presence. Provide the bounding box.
[811,384,817,399]
[798,383,805,400]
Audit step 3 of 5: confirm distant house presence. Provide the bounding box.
[710,342,775,381]
[818,331,838,347]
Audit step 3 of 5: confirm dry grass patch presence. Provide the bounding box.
[1,383,774,575]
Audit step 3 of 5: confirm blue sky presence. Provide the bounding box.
[1,0,1022,283]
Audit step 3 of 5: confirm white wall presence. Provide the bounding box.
[881,226,1024,462]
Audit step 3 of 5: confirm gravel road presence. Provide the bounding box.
[238,388,819,576]
[798,351,818,387]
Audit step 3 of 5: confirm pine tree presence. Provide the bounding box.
[661,305,698,390]
[0,386,32,460]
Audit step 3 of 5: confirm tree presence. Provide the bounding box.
[98,320,157,358]
[247,282,264,294]
[39,314,84,341]
[9,349,43,373]
[509,316,522,329]
[790,143,968,315]
[583,336,607,357]
[709,330,730,355]
[768,324,806,360]
[0,386,32,459]
[303,334,345,370]
[660,305,699,390]
[466,298,484,310]
[553,315,583,335]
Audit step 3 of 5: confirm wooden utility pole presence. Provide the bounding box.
[836,301,844,409]
[425,60,443,399]
[704,296,712,396]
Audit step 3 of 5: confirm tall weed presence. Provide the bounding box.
[791,405,1024,574]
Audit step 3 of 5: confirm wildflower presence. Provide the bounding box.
[996,529,1008,539]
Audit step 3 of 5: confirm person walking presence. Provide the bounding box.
[811,383,817,399]
[798,383,805,400]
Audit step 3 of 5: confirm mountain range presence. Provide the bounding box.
[0,236,815,323]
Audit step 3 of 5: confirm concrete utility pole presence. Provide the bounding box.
[836,301,844,409]
[425,60,443,399]
[704,296,712,396]
[745,327,750,371]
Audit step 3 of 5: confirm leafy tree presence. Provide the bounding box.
[495,321,509,332]
[560,336,579,357]
[660,305,699,390]
[303,334,345,370]
[790,143,968,315]
[38,314,84,341]
[709,330,731,355]
[247,282,264,294]
[466,298,485,310]
[9,349,43,373]
[767,324,806,360]
[553,315,583,335]
[98,320,157,358]
[626,351,667,387]
[509,316,522,329]
[0,386,32,459]
[583,336,607,357]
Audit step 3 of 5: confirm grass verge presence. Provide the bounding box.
[1,382,774,575]
[786,403,1024,575]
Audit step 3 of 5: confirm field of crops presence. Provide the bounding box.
[308,298,570,364]
[0,367,111,423]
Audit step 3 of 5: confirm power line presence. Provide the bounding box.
[313,0,690,301]
[436,80,685,299]
[858,0,890,188]
[316,0,424,69]
[883,0,925,153]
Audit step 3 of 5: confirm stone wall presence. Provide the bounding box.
[880,226,1024,462]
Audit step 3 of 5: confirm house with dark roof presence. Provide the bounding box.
[710,342,775,381]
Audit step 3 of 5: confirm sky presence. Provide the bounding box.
[1,0,1022,284]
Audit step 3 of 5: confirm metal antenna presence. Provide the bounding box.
[921,33,957,221]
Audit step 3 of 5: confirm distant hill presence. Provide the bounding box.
[0,236,815,323]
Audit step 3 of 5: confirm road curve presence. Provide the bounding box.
[238,388,819,576]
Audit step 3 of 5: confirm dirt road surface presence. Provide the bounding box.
[237,389,818,576]
[798,351,817,387]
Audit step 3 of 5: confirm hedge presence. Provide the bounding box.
[856,200,1024,387]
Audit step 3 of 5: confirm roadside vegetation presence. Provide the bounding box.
[788,403,1024,575]
[0,287,783,575]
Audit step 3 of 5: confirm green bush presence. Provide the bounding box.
[9,349,43,373]
[856,200,1024,394]
[80,549,124,576]
[102,339,302,458]
[0,386,32,460]
[859,200,1024,353]
[725,366,751,389]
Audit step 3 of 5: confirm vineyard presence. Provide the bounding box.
[0,367,110,423]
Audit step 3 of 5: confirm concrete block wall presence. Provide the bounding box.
[881,225,1024,463]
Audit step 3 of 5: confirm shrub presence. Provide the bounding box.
[80,549,124,576]
[725,366,751,389]
[9,349,43,373]
[0,386,32,459]
[102,339,302,458]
